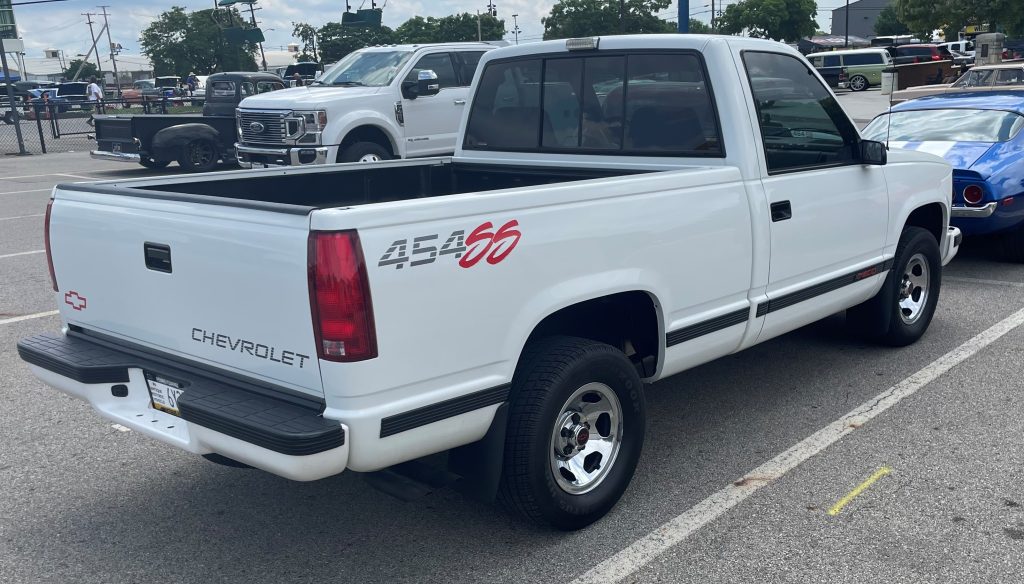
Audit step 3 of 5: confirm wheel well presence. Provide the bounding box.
[524,291,660,377]
[338,125,395,160]
[905,203,944,243]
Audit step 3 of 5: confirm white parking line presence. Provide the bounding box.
[0,249,44,259]
[0,214,44,221]
[574,305,1024,584]
[0,172,94,180]
[0,310,58,325]
[0,188,51,196]
[947,276,1024,289]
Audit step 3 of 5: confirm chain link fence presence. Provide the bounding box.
[0,96,205,156]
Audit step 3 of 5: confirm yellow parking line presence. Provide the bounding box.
[828,466,892,516]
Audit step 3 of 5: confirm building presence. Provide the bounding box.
[0,0,15,40]
[831,0,891,40]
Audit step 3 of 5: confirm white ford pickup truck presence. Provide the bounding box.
[20,35,960,530]
[235,42,497,167]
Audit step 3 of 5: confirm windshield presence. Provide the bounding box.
[863,109,1024,142]
[317,50,412,86]
[952,69,995,87]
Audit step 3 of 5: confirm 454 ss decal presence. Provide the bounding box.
[378,219,521,270]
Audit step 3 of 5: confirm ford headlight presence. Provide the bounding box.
[293,110,327,145]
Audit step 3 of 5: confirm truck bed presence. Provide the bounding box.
[76,159,649,209]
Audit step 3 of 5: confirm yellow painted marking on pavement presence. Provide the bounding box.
[828,466,892,516]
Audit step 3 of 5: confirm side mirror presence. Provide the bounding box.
[860,140,887,165]
[417,69,440,97]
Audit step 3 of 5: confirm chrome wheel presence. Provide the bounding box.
[358,153,382,163]
[850,75,868,91]
[549,382,623,495]
[898,253,930,324]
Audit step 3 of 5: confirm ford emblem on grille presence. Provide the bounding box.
[248,121,266,133]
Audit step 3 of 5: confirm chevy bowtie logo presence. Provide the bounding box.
[64,291,87,311]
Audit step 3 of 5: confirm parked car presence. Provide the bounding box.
[888,44,953,64]
[282,62,323,86]
[90,71,286,172]
[863,91,1024,259]
[236,42,497,166]
[939,40,975,58]
[23,34,960,530]
[120,79,154,105]
[891,62,1024,103]
[808,48,892,91]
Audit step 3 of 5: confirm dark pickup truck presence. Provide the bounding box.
[91,72,285,172]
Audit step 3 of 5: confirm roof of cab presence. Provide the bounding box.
[477,34,798,62]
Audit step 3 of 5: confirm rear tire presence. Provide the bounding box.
[847,226,941,346]
[1001,225,1024,262]
[339,141,391,163]
[849,75,869,92]
[498,336,646,530]
[138,157,170,170]
[177,138,218,173]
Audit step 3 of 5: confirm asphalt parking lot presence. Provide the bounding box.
[3,146,1024,583]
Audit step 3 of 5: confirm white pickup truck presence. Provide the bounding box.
[20,35,960,530]
[235,42,497,166]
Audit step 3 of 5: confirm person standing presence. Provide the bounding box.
[292,72,304,87]
[85,75,104,127]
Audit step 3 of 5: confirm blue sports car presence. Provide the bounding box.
[863,91,1024,260]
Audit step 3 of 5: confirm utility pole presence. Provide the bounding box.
[511,13,520,45]
[844,0,850,48]
[245,2,268,71]
[619,0,625,34]
[476,11,481,41]
[711,0,715,33]
[98,6,121,98]
[82,13,104,81]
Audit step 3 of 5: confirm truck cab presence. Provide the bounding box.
[235,42,497,167]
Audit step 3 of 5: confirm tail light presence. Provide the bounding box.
[963,184,984,205]
[308,230,377,362]
[44,198,57,291]
[931,54,941,61]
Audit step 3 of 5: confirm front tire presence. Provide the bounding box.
[849,75,869,92]
[177,139,218,173]
[339,141,391,163]
[847,226,941,346]
[498,336,646,530]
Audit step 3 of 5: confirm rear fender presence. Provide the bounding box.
[152,123,223,159]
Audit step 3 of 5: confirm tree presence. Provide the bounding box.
[688,19,711,34]
[542,0,675,40]
[874,5,909,36]
[292,22,319,62]
[716,0,818,42]
[139,6,258,77]
[395,13,504,43]
[894,0,1024,39]
[318,23,397,63]
[64,58,99,80]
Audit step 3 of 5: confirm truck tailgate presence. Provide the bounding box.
[49,185,323,398]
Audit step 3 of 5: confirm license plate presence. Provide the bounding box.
[145,372,185,416]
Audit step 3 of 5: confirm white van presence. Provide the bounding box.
[939,40,975,57]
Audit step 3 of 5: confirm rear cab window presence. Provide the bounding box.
[465,51,723,157]
[209,81,236,98]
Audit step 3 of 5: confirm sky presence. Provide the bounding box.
[11,0,848,74]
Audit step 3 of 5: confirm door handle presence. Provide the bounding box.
[144,242,172,273]
[770,200,792,222]
[453,99,466,105]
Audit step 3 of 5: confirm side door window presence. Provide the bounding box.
[256,81,283,94]
[406,53,459,90]
[240,82,255,97]
[455,51,487,86]
[996,68,1024,86]
[823,55,840,67]
[743,51,860,174]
